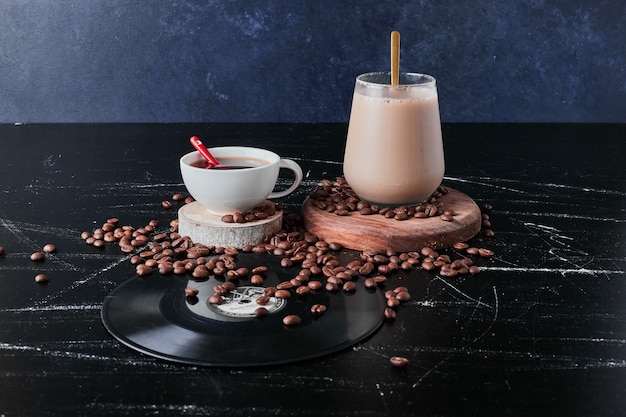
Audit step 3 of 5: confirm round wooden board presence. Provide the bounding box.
[302,188,482,252]
[178,201,282,248]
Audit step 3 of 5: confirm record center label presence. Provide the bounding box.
[209,286,286,318]
[185,282,287,322]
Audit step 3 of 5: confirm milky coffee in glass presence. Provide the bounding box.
[343,72,445,205]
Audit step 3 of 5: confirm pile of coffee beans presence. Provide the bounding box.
[79,203,495,328]
[220,203,283,224]
[308,178,455,222]
[78,186,495,360]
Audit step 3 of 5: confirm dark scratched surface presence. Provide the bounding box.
[0,123,624,416]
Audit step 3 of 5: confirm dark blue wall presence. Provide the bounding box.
[1,1,624,123]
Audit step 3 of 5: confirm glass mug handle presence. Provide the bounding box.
[269,159,303,199]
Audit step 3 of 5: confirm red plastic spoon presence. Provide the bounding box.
[189,136,220,168]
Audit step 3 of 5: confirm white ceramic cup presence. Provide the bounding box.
[180,146,303,215]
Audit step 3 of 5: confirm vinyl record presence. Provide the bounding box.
[101,254,386,366]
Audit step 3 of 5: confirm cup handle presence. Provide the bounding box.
[269,158,303,199]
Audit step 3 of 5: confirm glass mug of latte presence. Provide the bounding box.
[180,146,303,215]
[343,72,445,205]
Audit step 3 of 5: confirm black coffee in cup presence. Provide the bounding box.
[190,156,270,170]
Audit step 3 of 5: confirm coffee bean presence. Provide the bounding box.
[184,287,199,297]
[437,254,451,263]
[478,248,494,257]
[342,281,356,292]
[213,285,228,296]
[484,229,495,237]
[226,270,241,281]
[252,265,268,274]
[161,200,173,209]
[150,233,167,243]
[364,278,377,289]
[30,251,45,261]
[373,275,387,284]
[220,214,235,223]
[282,314,301,326]
[460,257,473,267]
[372,254,388,264]
[250,274,264,285]
[453,242,468,251]
[274,289,291,299]
[295,271,310,283]
[0,246,5,256]
[358,262,374,275]
[158,263,174,275]
[255,295,271,305]
[420,247,434,257]
[296,285,310,296]
[208,294,223,304]
[394,212,408,221]
[264,286,277,296]
[307,280,323,290]
[309,265,322,275]
[457,266,470,275]
[439,268,457,278]
[325,282,339,292]
[384,307,397,320]
[396,291,411,302]
[327,276,342,286]
[136,264,153,276]
[192,265,210,279]
[42,243,56,253]
[387,297,400,308]
[390,356,409,367]
[277,280,293,290]
[407,251,420,259]
[433,259,447,268]
[34,273,49,283]
[469,265,481,275]
[377,264,392,275]
[254,307,269,318]
[327,242,341,251]
[311,304,327,316]
[466,247,480,256]
[172,193,185,201]
[236,267,249,278]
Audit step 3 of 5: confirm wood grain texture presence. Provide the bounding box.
[178,201,282,247]
[302,188,482,252]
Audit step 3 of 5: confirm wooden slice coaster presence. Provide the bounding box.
[178,201,282,248]
[302,188,481,252]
